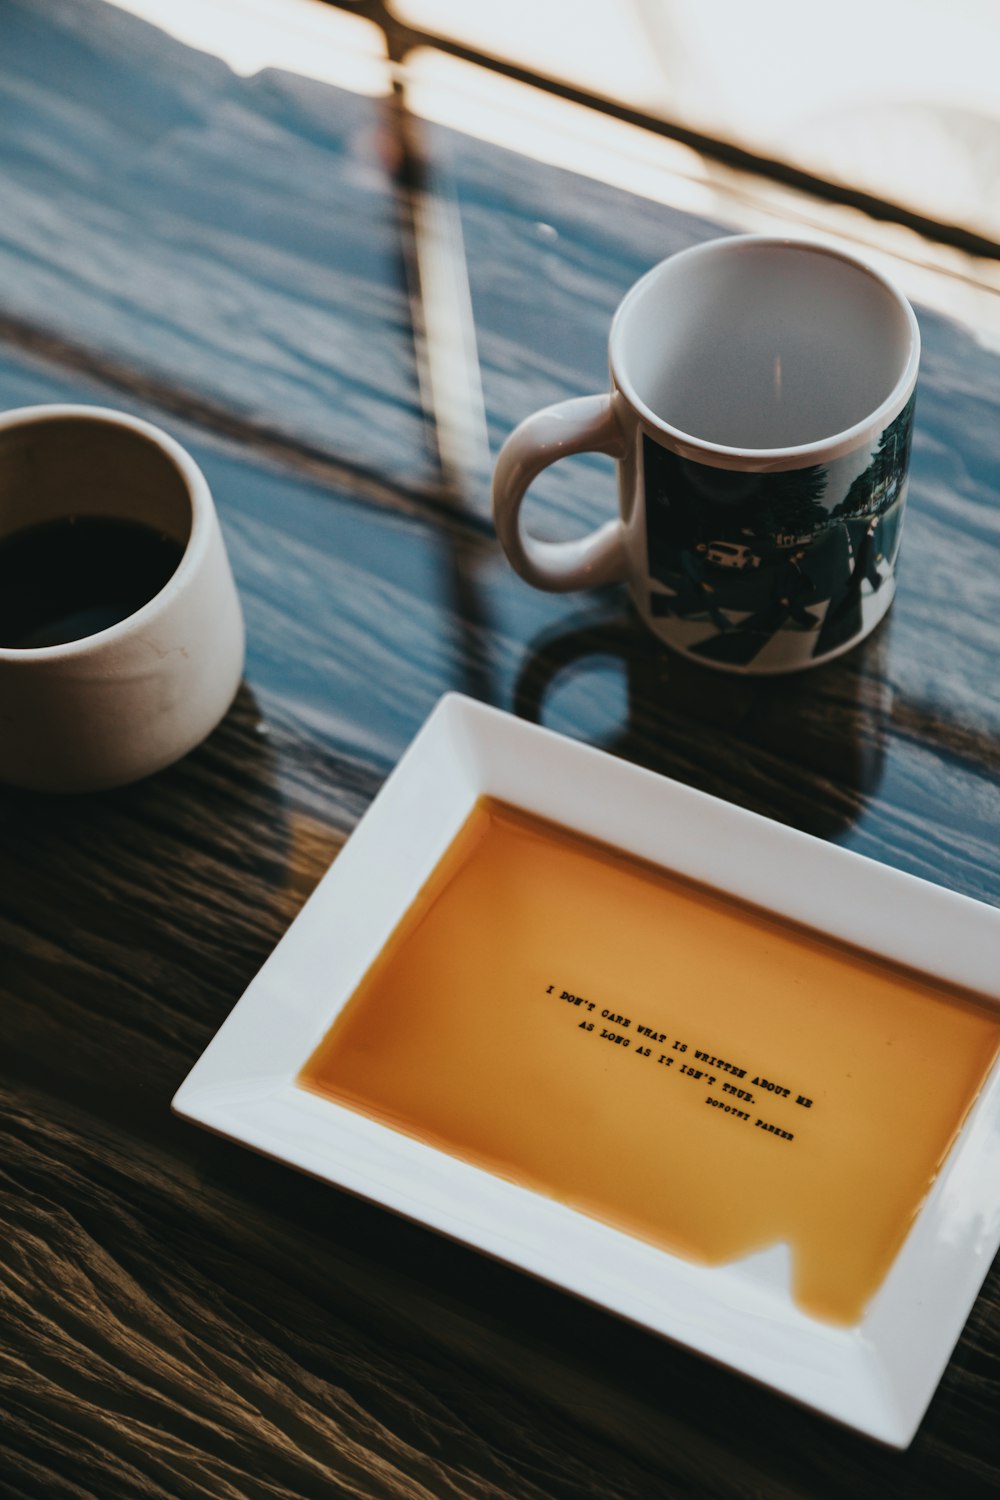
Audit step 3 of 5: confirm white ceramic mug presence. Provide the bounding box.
[493,236,920,674]
[0,405,245,791]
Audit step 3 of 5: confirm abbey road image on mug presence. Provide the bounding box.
[644,392,915,670]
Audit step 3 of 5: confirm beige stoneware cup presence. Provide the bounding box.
[0,404,245,791]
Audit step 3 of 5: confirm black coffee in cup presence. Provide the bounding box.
[0,514,185,649]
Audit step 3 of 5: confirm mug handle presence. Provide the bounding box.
[492,395,630,592]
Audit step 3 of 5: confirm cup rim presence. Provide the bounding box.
[0,403,212,662]
[608,235,921,469]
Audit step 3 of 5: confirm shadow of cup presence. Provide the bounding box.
[513,609,894,840]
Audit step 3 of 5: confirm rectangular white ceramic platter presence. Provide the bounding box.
[173,693,1000,1447]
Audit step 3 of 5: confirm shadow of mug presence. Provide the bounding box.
[512,608,894,841]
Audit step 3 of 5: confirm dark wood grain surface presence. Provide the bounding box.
[3,2,1000,1496]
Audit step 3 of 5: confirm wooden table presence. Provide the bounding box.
[4,2,1000,1495]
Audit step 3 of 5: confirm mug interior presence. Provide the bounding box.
[615,240,916,451]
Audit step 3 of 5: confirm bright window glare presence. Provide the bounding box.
[404,48,1000,341]
[405,48,714,215]
[394,0,1000,243]
[396,0,669,110]
[96,0,1000,338]
[105,0,389,94]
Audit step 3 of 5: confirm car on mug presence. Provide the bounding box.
[701,540,761,570]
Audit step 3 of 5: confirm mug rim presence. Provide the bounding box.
[608,235,921,469]
[0,403,212,662]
